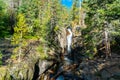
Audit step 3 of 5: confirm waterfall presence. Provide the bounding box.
[66,28,72,54]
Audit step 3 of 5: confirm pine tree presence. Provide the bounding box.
[0,0,10,37]
[12,13,28,62]
[82,0,120,58]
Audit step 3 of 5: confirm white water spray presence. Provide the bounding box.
[66,28,72,54]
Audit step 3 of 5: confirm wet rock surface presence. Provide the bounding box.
[37,53,120,80]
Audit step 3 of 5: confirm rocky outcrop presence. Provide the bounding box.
[0,39,53,80]
[0,39,120,80]
[1,52,53,80]
[77,57,120,80]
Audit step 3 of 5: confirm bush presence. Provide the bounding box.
[0,51,3,65]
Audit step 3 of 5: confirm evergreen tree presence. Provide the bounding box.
[12,13,28,62]
[0,0,10,37]
[82,0,120,58]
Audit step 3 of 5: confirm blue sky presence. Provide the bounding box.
[61,0,82,9]
[61,0,73,9]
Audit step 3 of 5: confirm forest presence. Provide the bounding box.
[0,0,120,80]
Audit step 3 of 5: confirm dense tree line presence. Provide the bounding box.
[82,0,120,58]
[0,0,120,62]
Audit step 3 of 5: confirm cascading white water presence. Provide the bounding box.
[66,28,72,54]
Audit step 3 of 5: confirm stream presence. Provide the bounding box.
[37,27,83,80]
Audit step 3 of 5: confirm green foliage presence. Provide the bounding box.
[0,0,10,38]
[1,0,119,61]
[11,53,18,60]
[10,0,69,60]
[18,0,50,41]
[0,51,3,65]
[71,0,80,24]
[10,47,19,60]
[11,13,29,60]
[82,0,120,57]
[12,13,28,45]
[37,45,48,60]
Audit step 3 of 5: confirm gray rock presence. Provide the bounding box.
[101,70,111,79]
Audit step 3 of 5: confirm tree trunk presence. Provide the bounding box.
[104,28,111,58]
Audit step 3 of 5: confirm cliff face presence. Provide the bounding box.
[0,39,53,80]
[3,55,52,80]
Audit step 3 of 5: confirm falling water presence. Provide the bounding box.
[63,28,73,66]
[67,28,72,54]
